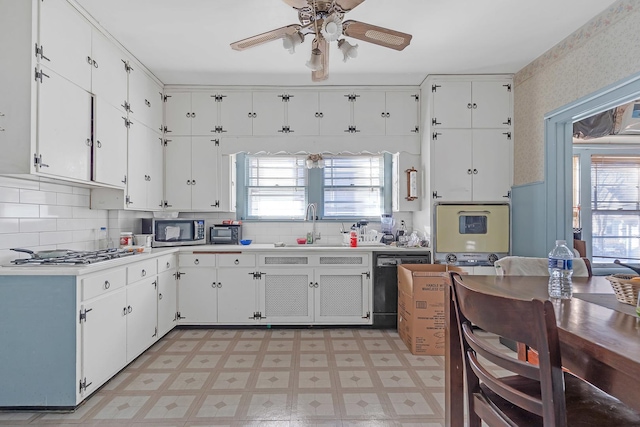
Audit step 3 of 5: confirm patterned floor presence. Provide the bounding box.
[0,328,513,426]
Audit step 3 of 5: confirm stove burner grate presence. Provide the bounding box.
[10,248,137,266]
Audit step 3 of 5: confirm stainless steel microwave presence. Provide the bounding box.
[209,224,242,244]
[141,218,206,247]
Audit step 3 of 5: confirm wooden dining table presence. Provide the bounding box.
[445,275,640,426]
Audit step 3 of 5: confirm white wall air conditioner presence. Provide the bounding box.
[618,102,640,134]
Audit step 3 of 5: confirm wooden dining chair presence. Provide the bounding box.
[449,272,640,426]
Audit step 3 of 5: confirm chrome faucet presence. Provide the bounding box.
[304,203,321,244]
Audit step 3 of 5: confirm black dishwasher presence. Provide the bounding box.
[372,252,431,328]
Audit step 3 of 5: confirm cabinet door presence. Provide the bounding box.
[217,268,258,324]
[252,92,285,136]
[126,277,158,361]
[177,267,217,323]
[39,0,92,91]
[94,98,127,187]
[191,92,217,136]
[36,67,92,182]
[217,91,253,136]
[126,120,148,209]
[191,137,219,210]
[164,92,192,135]
[260,268,313,323]
[319,92,351,135]
[129,67,163,132]
[146,128,164,210]
[314,269,370,324]
[431,81,472,128]
[164,136,192,210]
[386,91,419,135]
[91,30,127,113]
[353,91,386,135]
[471,81,512,129]
[157,269,177,337]
[81,289,127,396]
[432,129,473,201]
[471,129,512,202]
[287,91,319,135]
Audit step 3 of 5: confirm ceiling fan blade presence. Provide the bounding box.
[230,24,301,51]
[312,37,329,82]
[334,0,366,11]
[342,20,412,51]
[281,0,308,8]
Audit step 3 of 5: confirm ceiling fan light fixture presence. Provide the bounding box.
[306,47,323,71]
[338,39,358,62]
[282,32,304,54]
[321,14,343,42]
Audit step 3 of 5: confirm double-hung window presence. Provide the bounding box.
[237,153,389,220]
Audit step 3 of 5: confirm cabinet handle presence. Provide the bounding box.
[309,282,315,288]
[473,169,478,174]
[104,280,110,290]
[467,169,472,175]
[191,112,196,118]
[192,179,196,185]
[86,56,92,65]
[211,282,216,288]
[381,112,385,118]
[187,179,192,185]
[186,112,191,118]
[93,60,98,68]
[123,307,127,316]
[194,259,199,265]
[128,305,132,313]
[159,293,163,300]
[217,282,222,288]
[85,139,91,146]
[467,103,472,109]
[234,259,239,265]
[314,282,319,288]
[96,140,102,148]
[166,262,171,269]
[141,269,146,276]
[248,112,252,118]
[472,103,477,109]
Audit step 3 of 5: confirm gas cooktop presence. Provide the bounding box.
[10,248,137,266]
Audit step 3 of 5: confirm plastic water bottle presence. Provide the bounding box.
[98,227,108,250]
[548,239,574,299]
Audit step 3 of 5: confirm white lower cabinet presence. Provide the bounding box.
[217,267,258,323]
[125,277,158,361]
[314,269,370,324]
[260,268,314,324]
[157,269,177,337]
[177,266,217,323]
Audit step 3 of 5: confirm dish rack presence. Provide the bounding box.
[342,232,382,246]
[605,274,640,305]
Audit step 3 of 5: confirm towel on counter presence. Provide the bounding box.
[494,256,590,277]
[164,226,181,240]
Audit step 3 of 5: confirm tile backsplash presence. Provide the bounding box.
[0,175,416,265]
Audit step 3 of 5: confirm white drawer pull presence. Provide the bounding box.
[234,259,239,265]
[194,259,199,265]
[104,280,110,290]
[141,269,146,277]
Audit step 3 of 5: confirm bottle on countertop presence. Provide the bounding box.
[548,239,574,299]
[98,227,108,250]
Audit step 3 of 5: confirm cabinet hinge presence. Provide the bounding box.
[362,271,371,279]
[210,200,220,208]
[279,94,293,102]
[34,67,49,83]
[432,191,442,199]
[211,94,227,102]
[152,326,157,338]
[432,84,441,92]
[121,175,127,185]
[431,118,441,126]
[121,59,133,73]
[503,131,512,140]
[162,125,171,133]
[34,43,50,61]
[33,153,49,168]
[279,125,292,133]
[79,307,93,323]
[249,271,264,280]
[432,132,441,140]
[122,117,132,128]
[362,311,371,319]
[79,378,93,394]
[411,126,419,133]
[212,126,227,133]
[121,101,131,112]
[503,190,512,199]
[249,311,266,320]
[503,117,512,126]
[125,195,132,206]
[163,138,171,146]
[212,139,220,146]
[163,94,171,102]
[177,311,185,320]
[413,94,419,101]
[503,83,512,92]
[345,125,360,133]
[344,93,359,102]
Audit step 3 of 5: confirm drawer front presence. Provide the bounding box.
[157,254,177,273]
[318,254,369,267]
[179,254,216,267]
[127,259,158,284]
[82,268,126,301]
[259,253,310,267]
[217,253,256,268]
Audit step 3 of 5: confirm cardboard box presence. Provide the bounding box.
[397,264,463,355]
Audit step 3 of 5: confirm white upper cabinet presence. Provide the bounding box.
[164,92,216,136]
[214,91,253,136]
[385,91,420,135]
[38,0,92,91]
[252,91,320,136]
[93,98,127,187]
[90,30,128,114]
[352,91,386,136]
[128,66,163,133]
[36,65,92,182]
[126,119,163,211]
[431,80,512,129]
[318,91,351,135]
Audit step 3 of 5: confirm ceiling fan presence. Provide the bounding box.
[230,0,412,82]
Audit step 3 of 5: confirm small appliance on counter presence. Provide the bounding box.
[141,218,206,247]
[210,224,242,244]
[381,213,395,245]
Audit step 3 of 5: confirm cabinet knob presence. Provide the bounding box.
[473,169,478,174]
[141,269,146,276]
[472,103,477,109]
[104,280,110,290]
[187,179,191,185]
[217,283,222,288]
[467,103,472,109]
[467,169,472,175]
[192,179,196,185]
[86,56,92,65]
[211,282,216,288]
[309,282,315,288]
[191,112,196,117]
[96,140,102,148]
[186,112,191,118]
[194,259,199,265]
[159,293,163,300]
[166,262,171,269]
[234,259,239,265]
[127,305,132,313]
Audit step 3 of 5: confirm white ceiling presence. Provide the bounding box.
[74,0,617,86]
